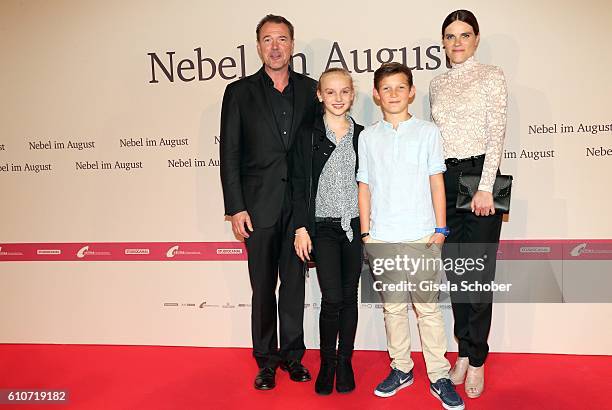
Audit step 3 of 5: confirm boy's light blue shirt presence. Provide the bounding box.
[357,116,446,242]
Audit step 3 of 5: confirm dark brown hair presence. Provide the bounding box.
[373,62,413,90]
[256,14,294,41]
[441,9,480,37]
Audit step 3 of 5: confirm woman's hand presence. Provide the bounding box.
[294,228,312,262]
[471,190,495,216]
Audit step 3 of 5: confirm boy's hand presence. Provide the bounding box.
[427,232,446,248]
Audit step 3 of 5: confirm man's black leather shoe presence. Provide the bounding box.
[280,360,311,382]
[254,367,276,390]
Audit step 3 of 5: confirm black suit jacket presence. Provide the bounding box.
[291,114,364,236]
[219,66,318,228]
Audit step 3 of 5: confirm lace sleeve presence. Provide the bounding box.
[478,67,507,192]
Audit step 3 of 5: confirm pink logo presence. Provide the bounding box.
[166,245,201,258]
[569,242,612,258]
[77,246,111,258]
[0,246,24,256]
[570,243,587,257]
[166,246,179,258]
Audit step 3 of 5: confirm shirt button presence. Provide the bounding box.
[283,131,287,135]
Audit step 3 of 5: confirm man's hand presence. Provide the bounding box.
[294,228,312,262]
[471,190,495,216]
[231,211,253,239]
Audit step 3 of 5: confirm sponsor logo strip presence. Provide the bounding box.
[0,242,247,261]
[0,240,611,261]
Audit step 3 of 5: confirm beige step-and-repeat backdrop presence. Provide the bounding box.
[1,0,611,354]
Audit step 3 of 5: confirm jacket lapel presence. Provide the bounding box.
[288,74,311,149]
[251,67,286,149]
[311,115,327,170]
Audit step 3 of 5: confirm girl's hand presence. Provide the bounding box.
[294,228,312,262]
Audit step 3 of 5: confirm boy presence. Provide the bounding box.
[357,62,464,410]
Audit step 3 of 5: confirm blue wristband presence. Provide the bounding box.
[434,227,450,237]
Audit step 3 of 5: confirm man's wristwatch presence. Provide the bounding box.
[434,226,450,237]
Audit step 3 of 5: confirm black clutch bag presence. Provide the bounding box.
[456,172,513,214]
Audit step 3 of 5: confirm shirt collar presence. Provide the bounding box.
[262,66,294,88]
[450,55,477,70]
[381,115,414,130]
[323,115,354,145]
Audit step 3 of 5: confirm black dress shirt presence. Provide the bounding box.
[262,70,294,148]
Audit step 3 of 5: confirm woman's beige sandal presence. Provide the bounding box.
[465,364,485,398]
[449,357,469,385]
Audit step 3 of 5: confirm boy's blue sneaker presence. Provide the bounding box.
[374,368,413,397]
[430,378,465,410]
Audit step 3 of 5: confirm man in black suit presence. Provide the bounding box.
[219,14,317,390]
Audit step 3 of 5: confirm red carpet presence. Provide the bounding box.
[0,345,609,409]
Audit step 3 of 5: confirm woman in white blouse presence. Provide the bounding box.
[430,9,507,399]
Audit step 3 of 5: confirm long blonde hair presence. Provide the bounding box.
[317,67,354,93]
